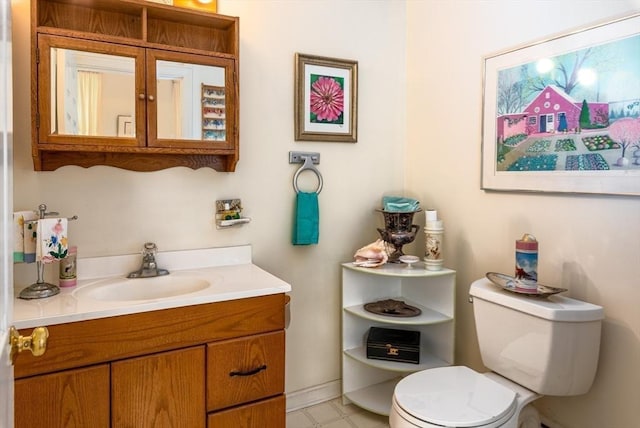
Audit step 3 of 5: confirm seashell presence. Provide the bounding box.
[353,239,388,267]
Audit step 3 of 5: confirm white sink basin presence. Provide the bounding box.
[73,273,214,302]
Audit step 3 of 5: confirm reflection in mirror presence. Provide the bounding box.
[156,60,225,141]
[50,48,136,137]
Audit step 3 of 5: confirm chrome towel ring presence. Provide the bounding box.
[290,151,323,194]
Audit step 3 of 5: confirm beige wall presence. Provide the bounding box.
[406,1,639,428]
[11,0,640,427]
[11,0,406,398]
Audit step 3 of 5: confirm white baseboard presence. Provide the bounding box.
[286,380,342,412]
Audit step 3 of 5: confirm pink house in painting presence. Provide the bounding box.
[496,85,609,143]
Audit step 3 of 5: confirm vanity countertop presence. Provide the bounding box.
[13,245,291,329]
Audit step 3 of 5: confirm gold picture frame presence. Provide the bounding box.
[295,53,358,142]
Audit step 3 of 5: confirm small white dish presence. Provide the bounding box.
[399,255,420,268]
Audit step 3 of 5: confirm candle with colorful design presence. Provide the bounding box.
[515,234,538,292]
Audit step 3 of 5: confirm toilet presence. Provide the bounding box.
[390,277,604,428]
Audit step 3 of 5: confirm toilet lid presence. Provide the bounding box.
[394,366,517,427]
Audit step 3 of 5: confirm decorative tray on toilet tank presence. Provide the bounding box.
[486,272,567,298]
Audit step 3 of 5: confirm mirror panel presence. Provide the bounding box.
[155,60,226,141]
[50,48,136,137]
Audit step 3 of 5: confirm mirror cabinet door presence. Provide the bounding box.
[145,49,236,149]
[37,35,145,147]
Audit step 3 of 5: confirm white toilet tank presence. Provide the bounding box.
[469,278,604,396]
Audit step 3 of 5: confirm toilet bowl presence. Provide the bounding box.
[390,366,540,428]
[390,278,604,428]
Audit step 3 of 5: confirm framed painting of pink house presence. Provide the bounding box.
[481,12,640,196]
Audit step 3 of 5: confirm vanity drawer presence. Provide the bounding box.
[207,394,285,427]
[206,330,285,411]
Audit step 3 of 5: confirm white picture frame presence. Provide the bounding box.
[481,13,640,196]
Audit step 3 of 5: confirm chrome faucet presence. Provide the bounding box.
[127,242,170,278]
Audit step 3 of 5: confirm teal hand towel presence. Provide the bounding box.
[293,192,319,245]
[382,196,420,212]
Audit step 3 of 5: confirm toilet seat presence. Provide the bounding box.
[393,366,517,427]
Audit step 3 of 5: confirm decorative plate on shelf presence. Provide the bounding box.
[364,299,422,317]
[485,272,567,298]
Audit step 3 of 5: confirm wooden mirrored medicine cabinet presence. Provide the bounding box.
[31,0,239,172]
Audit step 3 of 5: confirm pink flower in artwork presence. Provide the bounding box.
[310,76,344,122]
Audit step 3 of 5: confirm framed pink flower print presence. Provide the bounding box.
[295,53,358,142]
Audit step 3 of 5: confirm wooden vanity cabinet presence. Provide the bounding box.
[14,294,286,428]
[31,0,239,172]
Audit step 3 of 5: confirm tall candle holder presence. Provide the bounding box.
[376,209,421,263]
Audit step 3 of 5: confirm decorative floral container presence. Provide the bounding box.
[424,221,444,271]
[376,209,420,263]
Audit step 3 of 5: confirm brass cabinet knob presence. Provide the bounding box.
[9,326,49,365]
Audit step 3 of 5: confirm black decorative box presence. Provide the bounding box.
[366,327,420,364]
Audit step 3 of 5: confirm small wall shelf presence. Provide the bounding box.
[341,262,456,416]
[215,198,250,228]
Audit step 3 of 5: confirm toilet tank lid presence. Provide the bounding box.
[470,279,604,322]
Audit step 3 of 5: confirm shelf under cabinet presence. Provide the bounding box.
[344,347,449,373]
[344,378,398,416]
[344,299,452,326]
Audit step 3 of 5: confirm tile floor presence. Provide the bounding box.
[287,398,548,428]
[287,398,390,428]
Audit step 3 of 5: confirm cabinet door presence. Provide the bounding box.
[207,395,285,428]
[207,331,285,411]
[111,346,205,428]
[145,49,236,151]
[15,365,110,428]
[36,34,146,148]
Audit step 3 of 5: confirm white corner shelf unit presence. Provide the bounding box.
[341,262,456,416]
